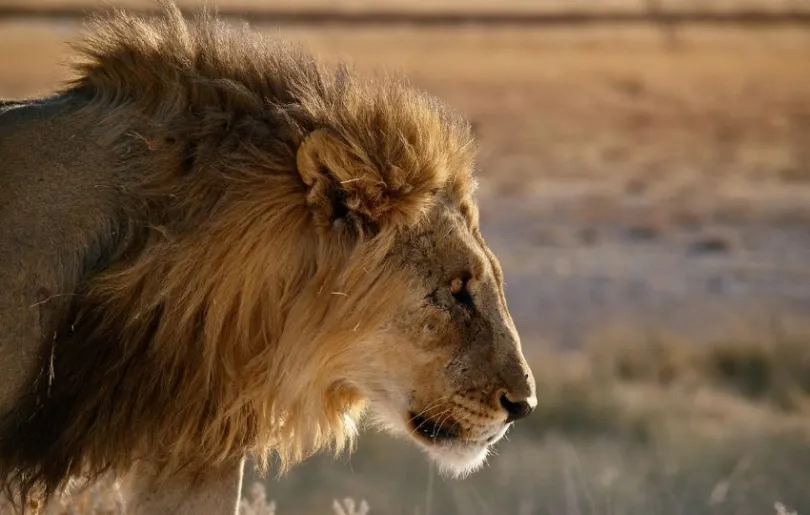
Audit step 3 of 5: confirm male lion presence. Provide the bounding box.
[0,2,536,514]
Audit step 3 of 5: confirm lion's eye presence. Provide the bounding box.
[450,276,474,308]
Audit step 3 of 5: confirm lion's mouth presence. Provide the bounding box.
[408,412,460,444]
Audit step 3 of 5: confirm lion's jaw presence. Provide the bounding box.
[365,394,512,478]
[407,417,511,478]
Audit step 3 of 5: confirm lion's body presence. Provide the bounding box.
[0,3,535,514]
[0,94,121,415]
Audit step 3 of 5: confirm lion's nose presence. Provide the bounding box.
[499,392,536,422]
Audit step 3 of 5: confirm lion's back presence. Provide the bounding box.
[0,93,120,415]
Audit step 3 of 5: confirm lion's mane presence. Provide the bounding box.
[0,1,475,504]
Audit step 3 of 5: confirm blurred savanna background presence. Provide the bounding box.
[2,0,810,514]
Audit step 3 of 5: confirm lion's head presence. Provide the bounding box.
[294,128,536,476]
[0,3,534,503]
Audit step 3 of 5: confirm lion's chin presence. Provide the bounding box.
[404,412,511,479]
[418,438,493,479]
[366,403,510,479]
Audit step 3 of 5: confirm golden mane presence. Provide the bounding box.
[0,0,476,504]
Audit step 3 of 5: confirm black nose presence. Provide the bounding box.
[499,393,535,422]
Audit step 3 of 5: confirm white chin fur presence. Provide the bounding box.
[367,403,510,479]
[423,440,491,479]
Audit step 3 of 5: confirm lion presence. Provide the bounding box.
[0,2,536,514]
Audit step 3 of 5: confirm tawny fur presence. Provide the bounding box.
[0,0,477,506]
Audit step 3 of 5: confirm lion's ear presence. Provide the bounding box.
[296,128,373,235]
[296,128,441,235]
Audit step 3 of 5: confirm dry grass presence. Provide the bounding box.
[586,327,810,413]
[5,482,370,514]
